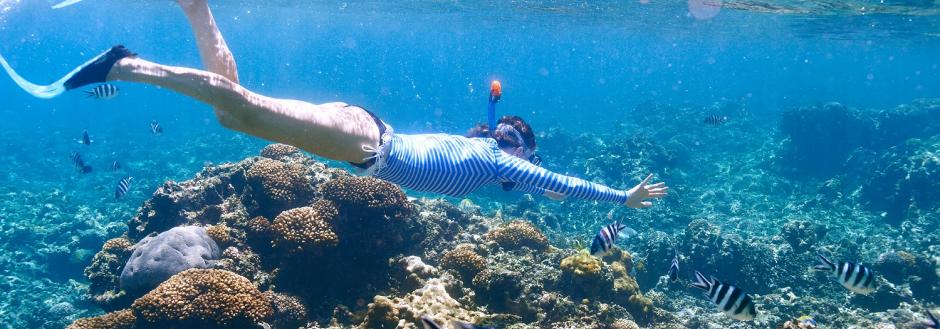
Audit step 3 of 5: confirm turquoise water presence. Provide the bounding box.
[0,1,938,328]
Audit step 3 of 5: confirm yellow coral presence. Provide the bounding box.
[270,201,340,254]
[440,244,487,279]
[260,143,300,159]
[84,238,134,308]
[485,220,549,251]
[67,309,136,329]
[131,269,273,327]
[560,250,603,277]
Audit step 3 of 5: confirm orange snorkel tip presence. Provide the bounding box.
[490,80,502,101]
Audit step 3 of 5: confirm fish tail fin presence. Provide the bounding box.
[84,90,96,97]
[420,316,441,329]
[814,253,835,272]
[927,310,938,327]
[691,270,711,291]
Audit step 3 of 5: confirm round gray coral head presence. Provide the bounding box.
[119,225,221,295]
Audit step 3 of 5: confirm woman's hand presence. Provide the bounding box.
[625,173,668,208]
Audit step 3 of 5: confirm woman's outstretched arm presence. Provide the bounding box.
[496,153,668,207]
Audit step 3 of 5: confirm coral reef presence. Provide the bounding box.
[131,269,272,327]
[270,201,340,255]
[260,143,301,159]
[247,158,316,218]
[439,244,487,280]
[780,220,827,253]
[85,237,135,309]
[485,220,549,252]
[66,310,136,329]
[319,176,412,220]
[120,226,221,295]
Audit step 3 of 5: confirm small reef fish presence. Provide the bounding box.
[590,220,636,256]
[704,115,728,125]
[420,315,493,329]
[814,253,876,295]
[925,310,938,328]
[691,271,758,321]
[115,176,133,199]
[85,83,119,99]
[150,120,163,135]
[79,129,92,145]
[668,252,680,282]
[797,315,817,327]
[70,151,93,174]
[110,160,121,171]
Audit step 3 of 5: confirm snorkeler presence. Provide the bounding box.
[0,0,668,208]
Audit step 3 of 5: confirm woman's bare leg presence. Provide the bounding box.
[176,0,239,82]
[108,57,379,163]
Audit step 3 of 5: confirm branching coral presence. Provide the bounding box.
[260,143,300,159]
[67,309,136,329]
[486,220,549,252]
[131,269,273,327]
[270,201,340,254]
[246,158,314,216]
[440,244,487,279]
[319,176,411,219]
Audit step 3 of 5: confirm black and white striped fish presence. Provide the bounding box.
[704,115,728,125]
[70,151,93,174]
[692,271,757,321]
[78,129,92,145]
[590,220,636,256]
[813,253,876,295]
[110,160,121,171]
[420,315,493,329]
[668,252,680,282]
[925,310,938,328]
[85,84,119,99]
[150,120,163,135]
[115,176,133,199]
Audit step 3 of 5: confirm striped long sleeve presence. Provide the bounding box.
[495,151,630,204]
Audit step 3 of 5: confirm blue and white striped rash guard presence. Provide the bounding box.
[372,133,630,204]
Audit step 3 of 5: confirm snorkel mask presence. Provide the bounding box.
[488,80,542,167]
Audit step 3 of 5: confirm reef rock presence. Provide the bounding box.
[120,226,221,295]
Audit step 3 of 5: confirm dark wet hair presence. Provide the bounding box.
[466,115,537,150]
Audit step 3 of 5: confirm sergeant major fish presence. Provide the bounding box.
[420,315,494,329]
[85,83,119,99]
[814,253,876,295]
[115,176,133,199]
[111,160,121,171]
[668,251,680,282]
[70,151,93,174]
[691,271,757,321]
[590,220,636,256]
[79,129,92,145]
[150,120,163,135]
[704,115,728,125]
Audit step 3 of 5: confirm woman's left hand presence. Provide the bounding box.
[625,173,669,208]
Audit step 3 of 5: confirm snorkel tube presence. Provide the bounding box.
[488,80,501,137]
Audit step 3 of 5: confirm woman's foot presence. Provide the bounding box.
[64,45,137,90]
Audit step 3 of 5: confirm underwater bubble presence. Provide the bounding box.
[688,0,722,20]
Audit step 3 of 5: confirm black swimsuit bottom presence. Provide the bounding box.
[348,105,387,169]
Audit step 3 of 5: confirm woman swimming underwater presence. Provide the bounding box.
[0,0,668,208]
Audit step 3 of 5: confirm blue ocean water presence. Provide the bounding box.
[0,0,938,328]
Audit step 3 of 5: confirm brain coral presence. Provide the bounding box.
[120,226,221,295]
[270,200,340,254]
[440,244,487,279]
[319,176,411,219]
[131,269,273,327]
[247,158,314,216]
[260,143,300,159]
[485,220,549,251]
[67,309,136,329]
